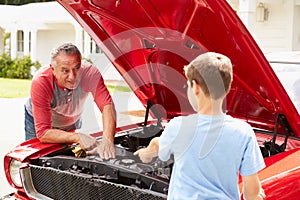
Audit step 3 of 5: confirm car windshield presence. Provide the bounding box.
[270,61,300,114]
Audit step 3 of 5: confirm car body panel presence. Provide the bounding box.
[261,152,300,200]
[237,148,300,200]
[4,139,64,162]
[3,139,64,189]
[261,166,300,200]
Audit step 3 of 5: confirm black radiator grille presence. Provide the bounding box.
[30,165,167,200]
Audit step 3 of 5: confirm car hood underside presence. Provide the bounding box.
[57,0,300,137]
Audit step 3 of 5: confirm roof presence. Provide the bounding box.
[0,2,75,29]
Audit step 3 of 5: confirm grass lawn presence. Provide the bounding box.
[107,85,131,93]
[0,78,32,98]
[0,78,131,98]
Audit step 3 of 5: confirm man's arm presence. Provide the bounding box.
[83,65,117,159]
[242,173,265,200]
[39,129,97,151]
[39,104,116,155]
[86,104,116,159]
[96,104,116,159]
[102,104,116,143]
[134,137,160,163]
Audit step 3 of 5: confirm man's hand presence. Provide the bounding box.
[87,136,115,160]
[77,133,98,151]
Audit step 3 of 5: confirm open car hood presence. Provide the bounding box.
[57,0,300,137]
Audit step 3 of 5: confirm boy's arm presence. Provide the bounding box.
[134,137,160,163]
[242,173,265,200]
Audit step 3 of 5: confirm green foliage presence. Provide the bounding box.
[0,53,13,77]
[0,53,41,79]
[82,57,93,64]
[9,56,33,79]
[107,85,131,93]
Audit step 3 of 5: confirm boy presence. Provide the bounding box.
[134,52,265,200]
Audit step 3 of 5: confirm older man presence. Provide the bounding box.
[24,43,116,159]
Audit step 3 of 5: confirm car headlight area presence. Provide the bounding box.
[9,159,23,188]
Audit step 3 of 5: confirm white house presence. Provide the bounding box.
[0,1,299,71]
[228,0,300,52]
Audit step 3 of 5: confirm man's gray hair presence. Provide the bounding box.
[51,43,82,67]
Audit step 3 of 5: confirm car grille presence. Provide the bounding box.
[22,165,167,200]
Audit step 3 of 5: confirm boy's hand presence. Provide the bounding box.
[256,188,266,200]
[134,137,159,163]
[134,147,157,163]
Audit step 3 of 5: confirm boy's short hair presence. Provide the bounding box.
[184,52,233,99]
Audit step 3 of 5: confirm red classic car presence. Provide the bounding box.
[3,0,300,199]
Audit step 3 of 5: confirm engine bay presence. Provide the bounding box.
[31,123,172,196]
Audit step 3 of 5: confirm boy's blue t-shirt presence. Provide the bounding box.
[159,114,265,200]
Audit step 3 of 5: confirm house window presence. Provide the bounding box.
[90,39,102,53]
[96,45,101,53]
[90,38,93,53]
[29,32,31,52]
[17,30,24,52]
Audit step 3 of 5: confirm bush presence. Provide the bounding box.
[0,53,13,77]
[0,53,41,79]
